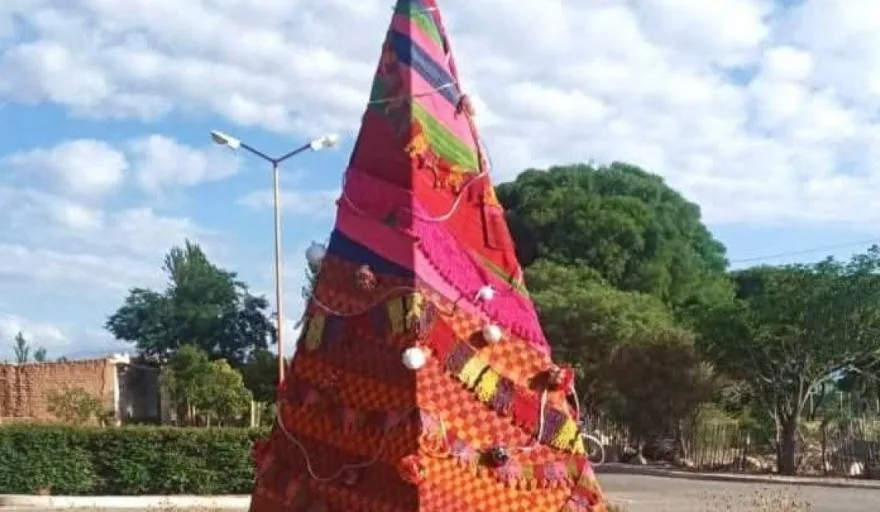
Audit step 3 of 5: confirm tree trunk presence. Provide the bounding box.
[674,419,689,460]
[777,417,799,475]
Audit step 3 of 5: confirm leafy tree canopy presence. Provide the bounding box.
[698,246,880,474]
[105,240,274,366]
[498,163,731,316]
[606,329,716,445]
[242,348,279,403]
[161,344,253,426]
[527,260,716,438]
[527,261,678,405]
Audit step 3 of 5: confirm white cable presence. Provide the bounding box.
[514,388,548,453]
[340,168,488,223]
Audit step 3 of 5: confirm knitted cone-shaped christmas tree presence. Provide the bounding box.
[249,1,608,510]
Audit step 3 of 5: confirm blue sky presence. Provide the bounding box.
[1,0,879,359]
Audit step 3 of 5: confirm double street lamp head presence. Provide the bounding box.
[209,130,339,154]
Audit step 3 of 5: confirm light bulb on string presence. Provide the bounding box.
[305,242,326,268]
[482,324,503,344]
[402,347,428,370]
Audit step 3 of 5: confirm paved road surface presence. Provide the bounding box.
[2,474,878,511]
[600,473,880,511]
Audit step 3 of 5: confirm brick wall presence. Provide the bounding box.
[0,358,117,422]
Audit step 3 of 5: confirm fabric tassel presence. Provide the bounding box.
[511,392,539,428]
[304,314,325,350]
[540,408,566,444]
[321,315,344,348]
[520,464,535,484]
[488,377,515,416]
[387,298,405,333]
[458,357,487,388]
[474,369,500,402]
[429,318,457,357]
[543,462,568,483]
[551,418,580,450]
[445,342,475,374]
[404,293,424,331]
[494,460,522,483]
[481,201,510,250]
[571,435,586,455]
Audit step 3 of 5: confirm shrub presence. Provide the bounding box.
[0,424,270,495]
[45,386,113,426]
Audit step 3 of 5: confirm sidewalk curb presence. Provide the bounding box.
[0,495,250,509]
[595,463,880,490]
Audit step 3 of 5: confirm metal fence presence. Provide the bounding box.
[588,414,880,478]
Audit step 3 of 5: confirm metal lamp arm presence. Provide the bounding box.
[274,143,312,164]
[239,142,275,163]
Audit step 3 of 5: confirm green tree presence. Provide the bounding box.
[526,261,677,410]
[195,359,253,426]
[161,345,252,426]
[161,344,211,424]
[12,332,29,363]
[498,163,732,318]
[699,247,880,475]
[106,240,275,365]
[242,348,279,404]
[33,347,47,363]
[605,328,717,457]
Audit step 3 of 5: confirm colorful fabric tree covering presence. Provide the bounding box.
[249,1,608,510]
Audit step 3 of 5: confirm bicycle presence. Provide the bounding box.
[582,430,607,466]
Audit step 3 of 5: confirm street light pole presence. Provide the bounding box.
[210,130,339,383]
[271,159,285,382]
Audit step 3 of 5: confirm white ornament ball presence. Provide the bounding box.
[402,347,428,370]
[482,324,503,344]
[477,285,495,301]
[305,242,327,267]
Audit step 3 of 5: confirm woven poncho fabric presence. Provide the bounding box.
[249,1,608,510]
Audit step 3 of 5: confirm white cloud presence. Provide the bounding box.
[0,243,160,292]
[6,0,880,354]
[3,139,127,198]
[633,0,773,66]
[237,188,339,218]
[0,181,217,294]
[1,135,243,196]
[0,314,66,348]
[6,0,858,226]
[128,135,241,192]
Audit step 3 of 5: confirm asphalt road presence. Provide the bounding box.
[599,473,880,511]
[2,474,878,511]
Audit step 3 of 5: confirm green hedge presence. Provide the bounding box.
[0,425,270,495]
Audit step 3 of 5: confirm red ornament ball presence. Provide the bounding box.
[355,265,377,291]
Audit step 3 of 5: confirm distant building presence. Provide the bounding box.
[0,354,166,424]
